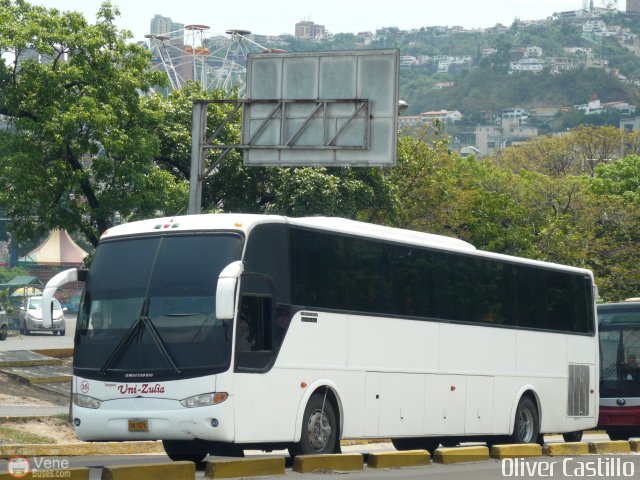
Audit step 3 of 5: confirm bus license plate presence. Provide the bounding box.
[128,419,149,432]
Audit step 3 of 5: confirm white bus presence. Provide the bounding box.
[42,214,598,462]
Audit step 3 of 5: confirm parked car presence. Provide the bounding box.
[0,307,7,341]
[19,296,66,336]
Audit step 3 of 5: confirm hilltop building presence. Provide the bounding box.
[295,20,327,40]
[150,14,185,47]
[627,0,640,14]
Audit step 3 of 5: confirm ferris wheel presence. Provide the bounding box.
[145,26,284,96]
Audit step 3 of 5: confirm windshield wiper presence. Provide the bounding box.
[141,314,181,375]
[99,299,181,376]
[99,318,145,376]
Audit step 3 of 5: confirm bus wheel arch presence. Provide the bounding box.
[291,382,343,455]
[509,388,541,444]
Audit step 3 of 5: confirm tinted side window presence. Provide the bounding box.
[290,229,347,309]
[347,238,394,314]
[390,246,438,318]
[244,224,291,305]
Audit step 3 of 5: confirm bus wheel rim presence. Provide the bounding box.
[518,408,534,442]
[307,409,331,450]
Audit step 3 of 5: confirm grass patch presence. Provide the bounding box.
[0,425,55,444]
[0,414,70,426]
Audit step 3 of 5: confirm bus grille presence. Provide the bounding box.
[567,364,590,416]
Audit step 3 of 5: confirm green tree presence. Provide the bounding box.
[0,1,186,247]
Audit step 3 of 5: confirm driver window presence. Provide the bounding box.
[235,277,275,372]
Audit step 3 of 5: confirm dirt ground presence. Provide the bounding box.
[0,416,78,444]
[0,365,76,443]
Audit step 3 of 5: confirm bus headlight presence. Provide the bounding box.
[72,393,102,409]
[180,392,228,408]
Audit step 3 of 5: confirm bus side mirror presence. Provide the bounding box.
[42,268,87,328]
[216,261,244,320]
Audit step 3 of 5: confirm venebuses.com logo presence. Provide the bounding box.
[7,456,71,478]
[7,457,30,478]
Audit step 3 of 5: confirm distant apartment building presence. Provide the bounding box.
[501,108,529,124]
[397,115,422,132]
[475,123,538,155]
[583,20,606,33]
[627,0,640,14]
[420,110,462,123]
[548,57,580,74]
[400,56,417,67]
[620,116,640,132]
[15,47,58,71]
[574,98,636,116]
[150,14,185,46]
[524,46,543,58]
[356,32,373,46]
[509,58,545,73]
[295,20,326,40]
[564,47,593,56]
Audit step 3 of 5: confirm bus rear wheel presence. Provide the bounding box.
[509,397,539,444]
[162,439,209,463]
[607,430,630,441]
[289,393,338,457]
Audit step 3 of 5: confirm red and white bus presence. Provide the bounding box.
[42,214,598,461]
[597,300,640,440]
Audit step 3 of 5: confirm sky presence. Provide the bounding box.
[32,0,596,42]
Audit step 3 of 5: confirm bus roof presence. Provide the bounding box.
[100,213,475,252]
[100,213,593,277]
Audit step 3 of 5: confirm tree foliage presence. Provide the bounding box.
[0,0,186,247]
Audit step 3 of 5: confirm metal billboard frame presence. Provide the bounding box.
[188,49,399,214]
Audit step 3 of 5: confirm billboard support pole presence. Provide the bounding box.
[188,101,207,214]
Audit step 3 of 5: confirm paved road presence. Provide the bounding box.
[2,439,639,480]
[0,316,76,351]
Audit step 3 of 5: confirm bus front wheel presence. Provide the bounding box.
[289,393,338,456]
[162,439,209,463]
[509,397,539,444]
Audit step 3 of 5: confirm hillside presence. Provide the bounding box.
[273,11,640,127]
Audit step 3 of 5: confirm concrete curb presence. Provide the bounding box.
[490,444,542,459]
[205,457,285,478]
[588,440,631,454]
[0,441,164,458]
[31,348,74,359]
[0,467,89,480]
[432,446,490,464]
[367,449,430,469]
[102,461,194,480]
[292,453,364,473]
[542,442,589,456]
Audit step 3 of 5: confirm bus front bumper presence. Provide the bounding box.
[72,397,235,442]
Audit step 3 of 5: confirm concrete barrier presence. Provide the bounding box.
[292,453,364,473]
[0,441,164,458]
[542,442,589,457]
[490,444,542,459]
[31,348,74,358]
[205,457,285,478]
[588,441,631,454]
[432,446,489,464]
[0,467,89,480]
[101,461,194,480]
[367,449,430,468]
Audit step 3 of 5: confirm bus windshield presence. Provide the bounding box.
[74,233,244,380]
[599,307,640,398]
